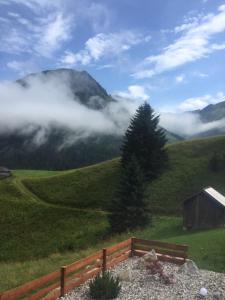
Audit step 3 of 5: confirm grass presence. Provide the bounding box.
[0,216,224,291]
[0,179,107,263]
[23,159,120,209]
[1,135,225,291]
[149,136,225,214]
[23,135,225,214]
[13,169,61,178]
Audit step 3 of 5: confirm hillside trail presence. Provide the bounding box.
[12,177,108,215]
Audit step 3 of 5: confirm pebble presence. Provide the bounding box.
[59,257,225,300]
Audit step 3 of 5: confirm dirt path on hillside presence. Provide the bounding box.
[13,177,108,215]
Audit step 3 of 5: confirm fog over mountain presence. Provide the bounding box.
[160,101,225,138]
[0,69,139,145]
[0,68,224,169]
[0,68,164,169]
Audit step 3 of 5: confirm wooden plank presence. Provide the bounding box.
[107,251,130,269]
[1,270,60,300]
[134,244,188,259]
[157,254,185,265]
[106,239,131,255]
[42,289,61,300]
[65,268,101,293]
[133,238,188,252]
[107,246,130,261]
[133,250,185,265]
[66,251,102,274]
[25,282,60,300]
[69,262,101,281]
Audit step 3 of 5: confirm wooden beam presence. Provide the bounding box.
[133,238,188,252]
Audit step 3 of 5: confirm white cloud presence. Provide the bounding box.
[160,112,225,137]
[0,2,74,58]
[193,71,209,78]
[60,31,150,66]
[0,73,142,144]
[178,92,225,111]
[35,13,73,57]
[133,4,225,79]
[82,2,111,32]
[115,85,150,101]
[175,74,185,83]
[97,64,115,70]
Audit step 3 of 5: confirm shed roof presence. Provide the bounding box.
[203,187,225,207]
[184,186,225,208]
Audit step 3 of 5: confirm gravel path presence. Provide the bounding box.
[60,257,225,300]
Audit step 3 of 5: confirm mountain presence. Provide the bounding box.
[17,68,115,109]
[192,101,225,123]
[191,101,225,138]
[0,68,180,170]
[164,129,184,143]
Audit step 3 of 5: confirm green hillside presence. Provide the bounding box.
[1,135,225,292]
[0,177,107,263]
[23,135,225,214]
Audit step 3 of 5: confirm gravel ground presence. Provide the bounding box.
[60,257,225,300]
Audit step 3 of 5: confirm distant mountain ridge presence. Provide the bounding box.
[191,101,225,138]
[192,101,225,123]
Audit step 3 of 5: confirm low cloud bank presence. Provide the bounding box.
[1,73,225,145]
[160,112,225,137]
[0,74,140,145]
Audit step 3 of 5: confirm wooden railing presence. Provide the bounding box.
[0,238,188,300]
[132,238,188,265]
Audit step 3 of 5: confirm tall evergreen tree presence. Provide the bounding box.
[108,156,150,233]
[121,102,168,181]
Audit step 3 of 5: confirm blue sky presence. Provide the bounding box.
[0,0,225,112]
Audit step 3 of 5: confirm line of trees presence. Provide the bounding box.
[108,102,168,233]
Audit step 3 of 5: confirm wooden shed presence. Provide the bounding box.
[183,187,225,230]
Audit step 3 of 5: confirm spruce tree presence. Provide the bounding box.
[121,102,168,181]
[108,156,150,233]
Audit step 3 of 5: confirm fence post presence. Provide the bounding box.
[60,266,66,297]
[102,248,107,272]
[131,237,135,257]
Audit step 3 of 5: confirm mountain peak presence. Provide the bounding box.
[17,68,113,110]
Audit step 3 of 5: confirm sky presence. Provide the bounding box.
[0,0,225,113]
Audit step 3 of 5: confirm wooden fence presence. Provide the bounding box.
[0,238,188,300]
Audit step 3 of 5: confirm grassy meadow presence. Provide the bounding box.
[24,135,225,214]
[0,135,225,291]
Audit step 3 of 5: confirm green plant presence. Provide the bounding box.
[109,156,150,233]
[121,102,168,181]
[89,271,121,299]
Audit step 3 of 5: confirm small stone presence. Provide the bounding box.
[132,257,146,270]
[199,287,208,297]
[178,259,199,275]
[118,268,132,281]
[143,249,157,262]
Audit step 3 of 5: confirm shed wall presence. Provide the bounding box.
[183,193,225,230]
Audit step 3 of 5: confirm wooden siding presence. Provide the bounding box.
[183,192,225,230]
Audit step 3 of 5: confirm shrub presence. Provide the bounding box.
[146,260,175,284]
[89,271,121,299]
